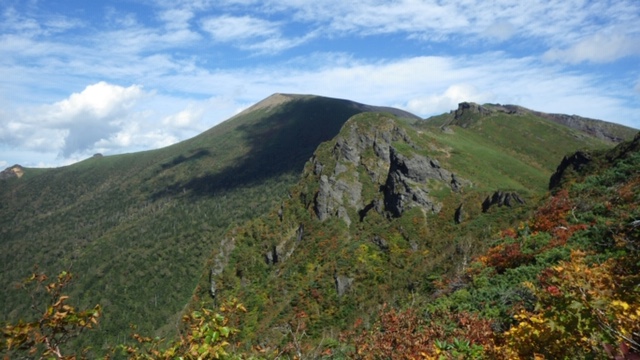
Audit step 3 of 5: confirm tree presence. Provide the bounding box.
[1,271,101,359]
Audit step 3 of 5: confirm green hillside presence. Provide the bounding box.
[0,94,406,349]
[194,107,635,354]
[0,94,635,357]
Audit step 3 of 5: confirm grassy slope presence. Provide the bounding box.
[200,110,624,352]
[0,94,370,349]
[412,133,640,358]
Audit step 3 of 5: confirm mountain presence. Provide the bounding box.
[0,94,419,348]
[190,102,636,353]
[0,94,635,355]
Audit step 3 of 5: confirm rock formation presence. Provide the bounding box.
[482,191,526,212]
[549,151,592,190]
[312,115,465,223]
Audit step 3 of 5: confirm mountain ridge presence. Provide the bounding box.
[191,101,637,351]
[436,101,636,143]
[0,93,636,355]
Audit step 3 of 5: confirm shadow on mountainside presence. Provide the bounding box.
[151,97,364,199]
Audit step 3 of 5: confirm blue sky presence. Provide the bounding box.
[1,0,639,168]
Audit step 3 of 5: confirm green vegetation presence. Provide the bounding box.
[1,94,636,357]
[195,109,629,354]
[0,94,368,350]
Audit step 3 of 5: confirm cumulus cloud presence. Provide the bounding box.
[47,82,144,123]
[162,105,204,129]
[0,82,149,159]
[544,33,640,64]
[406,84,489,115]
[2,0,640,167]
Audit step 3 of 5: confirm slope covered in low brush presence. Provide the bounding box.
[0,94,417,349]
[197,107,630,355]
[349,132,640,359]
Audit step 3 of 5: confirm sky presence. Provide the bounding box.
[1,0,639,168]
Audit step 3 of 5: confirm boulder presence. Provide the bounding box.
[372,235,390,252]
[334,272,354,297]
[454,203,464,224]
[482,191,526,213]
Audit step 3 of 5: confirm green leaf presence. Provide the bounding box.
[219,326,230,337]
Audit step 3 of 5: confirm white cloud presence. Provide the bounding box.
[483,22,516,42]
[46,82,144,123]
[200,14,315,53]
[2,0,640,168]
[544,33,640,64]
[162,105,204,129]
[406,84,489,115]
[209,0,640,50]
[1,82,148,158]
[158,8,194,30]
[201,15,280,42]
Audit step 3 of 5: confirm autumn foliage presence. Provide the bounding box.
[0,271,100,360]
[502,251,640,358]
[346,305,497,359]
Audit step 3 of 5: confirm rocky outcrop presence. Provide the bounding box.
[314,174,362,225]
[482,191,526,212]
[549,151,592,190]
[454,204,465,224]
[334,272,354,297]
[209,236,236,299]
[383,148,448,217]
[264,245,279,265]
[372,235,390,252]
[454,102,492,124]
[312,115,466,223]
[0,165,24,180]
[447,102,635,143]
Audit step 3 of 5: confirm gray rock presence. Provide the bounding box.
[337,206,351,226]
[454,102,492,125]
[295,223,304,242]
[264,245,279,265]
[482,191,526,212]
[382,148,449,217]
[372,235,389,252]
[451,173,462,192]
[334,272,354,297]
[314,174,362,224]
[209,236,236,299]
[454,203,464,224]
[335,137,360,164]
[549,151,591,190]
[409,240,419,251]
[334,162,348,175]
[313,160,324,175]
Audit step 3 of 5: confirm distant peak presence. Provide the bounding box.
[0,164,24,180]
[448,101,635,143]
[233,93,315,119]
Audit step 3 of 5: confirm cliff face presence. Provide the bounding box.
[310,114,464,224]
